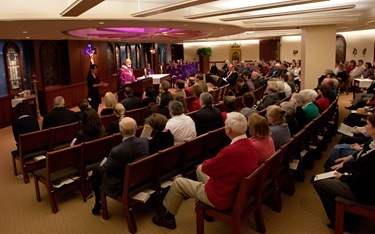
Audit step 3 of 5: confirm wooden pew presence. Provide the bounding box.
[50,122,80,151]
[126,107,147,126]
[195,163,267,234]
[181,133,208,177]
[81,135,114,200]
[101,153,159,234]
[13,129,50,183]
[32,144,83,213]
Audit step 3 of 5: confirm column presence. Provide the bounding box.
[301,25,336,89]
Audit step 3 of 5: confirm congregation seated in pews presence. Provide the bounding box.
[11,58,357,233]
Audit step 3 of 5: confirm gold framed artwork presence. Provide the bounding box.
[229,43,241,63]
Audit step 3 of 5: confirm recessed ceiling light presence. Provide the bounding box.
[26,37,30,39]
[99,22,105,25]
[22,31,28,34]
[183,24,188,27]
[219,28,223,30]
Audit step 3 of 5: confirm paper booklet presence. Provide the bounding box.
[337,123,354,137]
[314,171,336,181]
[99,157,107,167]
[140,124,153,138]
[131,188,155,203]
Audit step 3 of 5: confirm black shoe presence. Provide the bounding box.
[204,215,214,222]
[345,106,355,110]
[152,215,177,230]
[92,202,101,215]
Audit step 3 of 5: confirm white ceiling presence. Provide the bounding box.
[0,0,374,42]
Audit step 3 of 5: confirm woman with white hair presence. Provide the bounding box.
[299,89,320,121]
[280,101,300,135]
[256,80,280,110]
[290,93,309,127]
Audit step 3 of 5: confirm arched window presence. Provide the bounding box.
[4,42,23,93]
[107,43,115,74]
[40,41,59,86]
[126,44,131,60]
[115,44,121,71]
[135,44,141,69]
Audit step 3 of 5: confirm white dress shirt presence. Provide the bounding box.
[166,114,197,144]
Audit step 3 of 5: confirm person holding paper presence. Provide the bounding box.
[313,114,375,229]
[91,117,149,215]
[147,113,174,155]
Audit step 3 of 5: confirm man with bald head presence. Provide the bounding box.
[42,96,77,129]
[119,58,136,85]
[91,117,149,215]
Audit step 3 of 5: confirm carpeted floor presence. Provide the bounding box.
[0,91,372,234]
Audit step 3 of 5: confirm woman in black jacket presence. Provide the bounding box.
[313,113,375,227]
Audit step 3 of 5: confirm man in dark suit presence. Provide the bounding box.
[91,117,149,215]
[218,64,238,87]
[120,87,141,110]
[42,96,77,129]
[12,102,39,145]
[191,92,224,136]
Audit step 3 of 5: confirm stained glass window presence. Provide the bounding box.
[4,42,22,93]
[41,42,59,86]
[115,44,121,71]
[107,43,114,74]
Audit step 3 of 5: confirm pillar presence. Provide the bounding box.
[301,25,336,89]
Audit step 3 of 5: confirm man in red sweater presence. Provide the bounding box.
[152,112,258,229]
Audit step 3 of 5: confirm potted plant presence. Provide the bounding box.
[196,47,212,73]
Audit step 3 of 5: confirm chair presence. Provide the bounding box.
[335,196,375,234]
[32,144,83,213]
[13,129,50,183]
[126,107,147,126]
[81,135,114,200]
[101,153,159,234]
[50,122,80,151]
[195,163,267,234]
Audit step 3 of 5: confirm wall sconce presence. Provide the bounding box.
[353,48,357,56]
[293,50,298,56]
[362,48,367,57]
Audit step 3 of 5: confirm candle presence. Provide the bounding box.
[160,65,163,74]
[144,68,147,77]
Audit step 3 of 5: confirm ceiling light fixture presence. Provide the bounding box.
[131,0,218,17]
[242,12,361,23]
[60,0,105,17]
[185,0,328,19]
[220,4,356,22]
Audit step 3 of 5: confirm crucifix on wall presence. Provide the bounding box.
[84,43,96,64]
